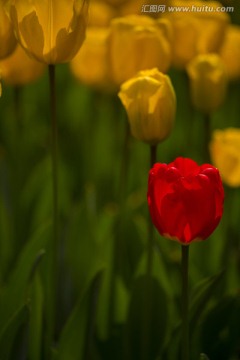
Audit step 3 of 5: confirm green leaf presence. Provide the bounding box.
[55,271,103,360]
[0,303,29,360]
[199,295,240,360]
[0,222,50,335]
[28,273,44,360]
[190,270,224,328]
[124,275,168,360]
[199,354,210,360]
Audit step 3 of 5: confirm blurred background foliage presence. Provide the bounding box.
[0,0,240,359]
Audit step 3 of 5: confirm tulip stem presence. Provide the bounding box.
[181,245,189,360]
[48,64,59,343]
[147,144,157,276]
[49,64,58,257]
[142,145,157,360]
[203,113,211,163]
[13,86,23,251]
[108,114,131,335]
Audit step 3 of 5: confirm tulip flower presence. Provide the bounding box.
[220,25,240,81]
[0,45,46,86]
[164,1,229,68]
[7,0,89,64]
[119,0,169,17]
[147,157,224,244]
[210,128,240,187]
[70,27,116,92]
[187,54,227,114]
[118,68,176,145]
[0,0,17,59]
[88,0,116,27]
[108,15,172,85]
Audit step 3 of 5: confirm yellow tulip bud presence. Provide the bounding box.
[70,27,116,92]
[0,45,46,86]
[187,54,227,113]
[0,0,17,59]
[7,0,89,64]
[210,128,240,187]
[118,68,176,145]
[164,1,229,68]
[108,15,172,86]
[220,25,240,81]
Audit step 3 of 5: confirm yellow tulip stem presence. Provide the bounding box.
[108,117,131,335]
[48,63,59,343]
[13,86,23,251]
[146,144,157,277]
[203,112,211,163]
[181,245,189,360]
[142,144,157,360]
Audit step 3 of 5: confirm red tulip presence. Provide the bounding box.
[147,157,224,244]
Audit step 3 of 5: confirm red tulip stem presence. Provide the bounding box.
[48,64,59,344]
[181,245,189,360]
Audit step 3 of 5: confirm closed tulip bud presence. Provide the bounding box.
[7,0,89,64]
[220,25,240,81]
[164,1,229,68]
[70,27,116,92]
[0,45,46,86]
[148,157,224,244]
[187,54,227,113]
[210,128,240,187]
[108,15,172,86]
[118,68,176,145]
[0,0,17,59]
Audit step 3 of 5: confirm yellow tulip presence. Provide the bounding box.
[0,45,46,86]
[119,0,169,17]
[210,128,240,187]
[0,0,17,59]
[70,27,116,92]
[104,0,127,7]
[187,54,227,113]
[108,15,172,86]
[164,1,229,68]
[220,25,240,81]
[88,0,116,27]
[7,0,89,64]
[118,68,176,145]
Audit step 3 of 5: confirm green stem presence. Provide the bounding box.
[146,144,157,278]
[49,64,58,253]
[48,64,59,342]
[181,245,189,360]
[13,86,23,251]
[142,145,157,360]
[203,113,211,163]
[108,117,131,334]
